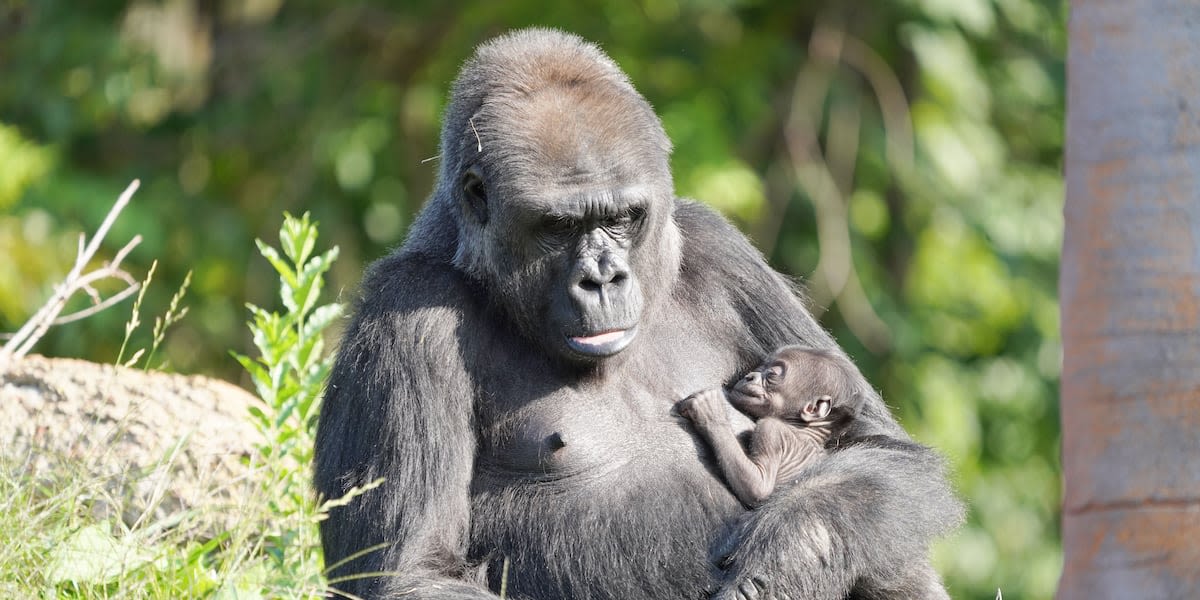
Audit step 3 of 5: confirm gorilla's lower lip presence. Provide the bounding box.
[566,326,638,357]
[728,389,765,404]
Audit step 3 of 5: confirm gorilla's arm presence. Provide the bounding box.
[676,201,963,600]
[716,439,960,600]
[314,255,493,599]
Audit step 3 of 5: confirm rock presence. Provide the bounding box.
[0,355,262,529]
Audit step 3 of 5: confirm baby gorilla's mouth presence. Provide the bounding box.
[566,326,638,358]
[728,389,754,399]
[727,387,767,410]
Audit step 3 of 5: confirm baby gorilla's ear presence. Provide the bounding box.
[802,395,833,421]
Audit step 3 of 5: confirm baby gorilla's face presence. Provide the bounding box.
[728,354,792,419]
[727,346,832,421]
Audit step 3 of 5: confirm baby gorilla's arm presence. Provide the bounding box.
[676,389,780,506]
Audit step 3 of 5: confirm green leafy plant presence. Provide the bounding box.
[234,211,343,592]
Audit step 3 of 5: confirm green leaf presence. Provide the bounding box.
[290,270,322,319]
[233,351,274,401]
[46,523,152,584]
[280,211,318,267]
[302,303,344,342]
[256,239,298,289]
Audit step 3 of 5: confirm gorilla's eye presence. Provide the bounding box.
[601,207,645,233]
[601,213,631,229]
[541,216,575,239]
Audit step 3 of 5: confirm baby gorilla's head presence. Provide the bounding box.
[727,345,866,423]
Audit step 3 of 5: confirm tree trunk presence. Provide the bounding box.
[1059,1,1200,598]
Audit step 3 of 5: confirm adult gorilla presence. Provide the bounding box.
[315,28,960,600]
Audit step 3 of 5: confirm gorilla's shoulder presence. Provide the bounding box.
[673,197,734,234]
[673,198,769,273]
[353,249,478,318]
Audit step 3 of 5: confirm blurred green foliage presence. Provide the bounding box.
[0,0,1064,597]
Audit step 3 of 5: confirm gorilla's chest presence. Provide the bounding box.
[473,335,742,479]
[474,379,685,478]
[476,390,648,477]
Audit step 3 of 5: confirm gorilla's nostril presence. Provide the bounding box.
[579,279,602,293]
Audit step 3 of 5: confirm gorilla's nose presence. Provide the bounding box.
[572,253,630,301]
[743,371,761,385]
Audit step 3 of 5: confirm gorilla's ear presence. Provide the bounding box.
[461,167,489,225]
[803,395,833,421]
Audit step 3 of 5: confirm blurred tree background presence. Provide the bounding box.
[0,0,1064,597]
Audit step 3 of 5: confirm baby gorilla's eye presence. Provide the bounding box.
[765,367,783,383]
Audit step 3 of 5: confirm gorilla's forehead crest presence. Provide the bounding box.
[497,86,665,185]
[443,28,673,188]
[467,28,635,98]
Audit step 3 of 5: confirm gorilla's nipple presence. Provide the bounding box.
[546,432,567,451]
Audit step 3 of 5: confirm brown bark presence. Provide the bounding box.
[1060,1,1200,598]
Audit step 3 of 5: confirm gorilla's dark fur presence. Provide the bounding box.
[314,28,962,600]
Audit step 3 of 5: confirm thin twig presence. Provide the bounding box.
[12,242,141,357]
[0,180,143,368]
[469,117,482,152]
[51,279,140,325]
[51,236,144,326]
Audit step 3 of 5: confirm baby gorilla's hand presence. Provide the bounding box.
[674,388,729,427]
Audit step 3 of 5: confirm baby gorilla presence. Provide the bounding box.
[676,345,866,507]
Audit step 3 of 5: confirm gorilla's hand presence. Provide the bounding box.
[675,388,729,427]
[709,503,842,600]
[709,522,780,600]
[711,574,771,600]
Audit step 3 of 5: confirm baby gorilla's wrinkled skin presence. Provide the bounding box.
[676,345,865,507]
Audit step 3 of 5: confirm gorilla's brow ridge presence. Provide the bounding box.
[522,185,654,219]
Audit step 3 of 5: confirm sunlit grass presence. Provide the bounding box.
[0,212,345,598]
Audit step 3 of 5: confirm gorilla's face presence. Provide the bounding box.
[728,347,818,419]
[503,186,650,361]
[454,80,680,364]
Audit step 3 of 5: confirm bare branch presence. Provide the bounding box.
[754,21,839,257]
[0,180,143,369]
[52,281,141,325]
[782,22,894,353]
[816,31,915,176]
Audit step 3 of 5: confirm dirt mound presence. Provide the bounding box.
[0,355,261,526]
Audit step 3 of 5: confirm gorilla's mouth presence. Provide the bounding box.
[566,326,638,357]
[727,388,767,409]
